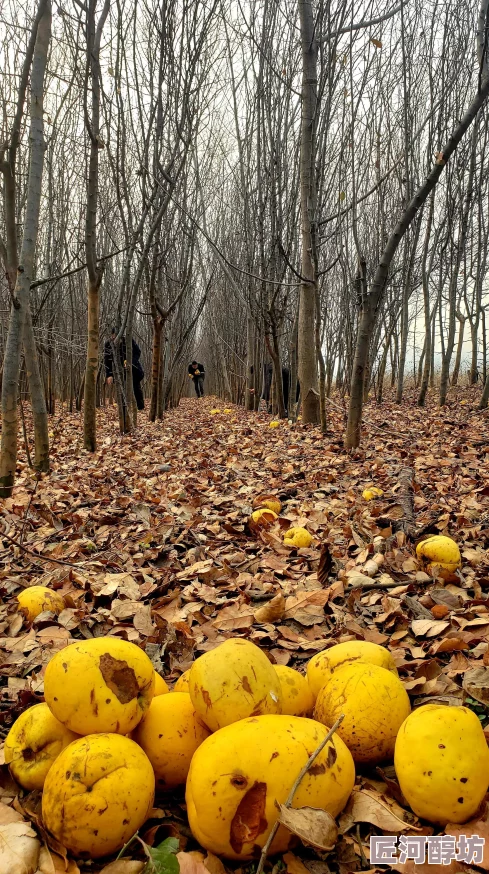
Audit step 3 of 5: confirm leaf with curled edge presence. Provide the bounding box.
[278,805,338,851]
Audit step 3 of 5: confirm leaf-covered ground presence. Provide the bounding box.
[1,392,489,874]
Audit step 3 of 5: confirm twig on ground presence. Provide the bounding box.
[0,520,87,570]
[255,714,345,874]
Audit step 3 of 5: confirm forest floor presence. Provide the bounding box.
[1,391,489,873]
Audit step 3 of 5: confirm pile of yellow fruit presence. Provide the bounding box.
[5,633,489,862]
[249,495,313,548]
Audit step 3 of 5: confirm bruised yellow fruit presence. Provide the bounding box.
[274,665,314,716]
[189,638,282,731]
[153,673,169,696]
[307,640,398,698]
[186,714,355,859]
[133,692,210,788]
[250,508,278,527]
[416,535,461,574]
[283,527,312,548]
[44,637,155,735]
[174,670,190,692]
[314,663,410,764]
[42,733,154,858]
[17,586,65,623]
[4,703,78,790]
[395,705,489,824]
[269,420,280,428]
[362,487,384,501]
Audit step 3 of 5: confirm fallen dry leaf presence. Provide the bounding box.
[283,851,312,874]
[36,846,80,873]
[278,805,338,851]
[0,820,40,874]
[462,667,489,706]
[339,789,418,833]
[254,594,286,624]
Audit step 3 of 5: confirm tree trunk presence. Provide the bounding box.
[150,318,163,422]
[23,309,49,471]
[0,0,51,497]
[451,313,466,385]
[82,0,109,451]
[298,0,320,424]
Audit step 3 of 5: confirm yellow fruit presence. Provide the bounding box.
[17,586,65,623]
[210,409,221,414]
[186,714,355,859]
[362,487,384,501]
[395,705,489,824]
[307,641,398,698]
[274,665,314,716]
[269,421,280,428]
[283,527,312,548]
[44,637,155,735]
[250,508,278,527]
[133,692,210,788]
[174,670,190,692]
[257,497,282,515]
[189,638,282,731]
[416,535,461,574]
[4,703,78,790]
[42,734,154,858]
[314,663,410,764]
[224,408,233,413]
[153,673,169,696]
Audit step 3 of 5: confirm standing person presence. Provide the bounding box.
[105,329,145,411]
[188,360,205,397]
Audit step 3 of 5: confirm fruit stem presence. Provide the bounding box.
[255,714,345,874]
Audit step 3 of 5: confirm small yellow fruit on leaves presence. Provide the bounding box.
[174,669,190,692]
[186,714,355,859]
[42,734,155,858]
[362,487,384,501]
[314,663,410,764]
[153,673,169,696]
[307,640,398,698]
[416,535,461,574]
[224,408,233,413]
[5,703,79,790]
[274,665,314,716]
[189,638,282,731]
[395,704,489,824]
[283,527,312,548]
[133,692,210,788]
[253,494,282,515]
[269,420,280,428]
[44,637,155,735]
[17,586,65,623]
[250,508,278,529]
[210,409,221,414]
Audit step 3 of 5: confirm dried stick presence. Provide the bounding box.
[255,714,345,874]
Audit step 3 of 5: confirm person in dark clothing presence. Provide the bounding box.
[105,329,145,411]
[188,360,205,397]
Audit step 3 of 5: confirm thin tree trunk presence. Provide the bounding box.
[298,0,320,424]
[23,309,49,471]
[0,0,51,497]
[83,0,110,451]
[451,312,466,385]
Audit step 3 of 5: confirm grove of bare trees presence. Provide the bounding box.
[2,0,489,494]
